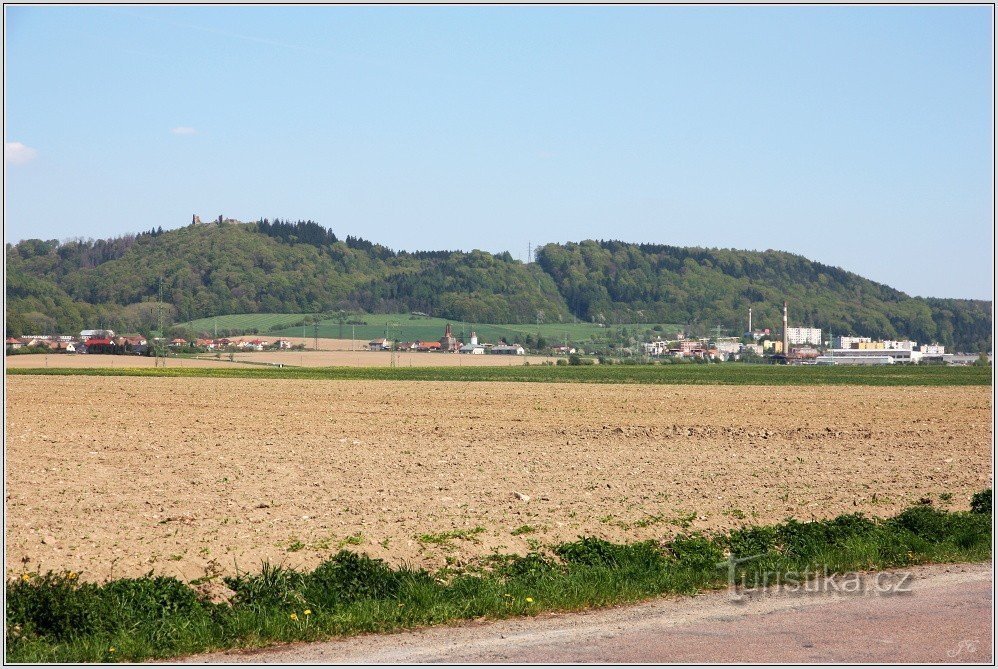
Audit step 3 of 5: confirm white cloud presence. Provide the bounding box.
[171,126,197,136]
[5,142,37,165]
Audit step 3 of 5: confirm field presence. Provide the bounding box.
[4,349,559,370]
[8,362,992,386]
[6,375,991,587]
[180,311,682,345]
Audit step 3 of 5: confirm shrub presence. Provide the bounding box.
[554,537,663,569]
[303,551,408,605]
[725,526,777,558]
[667,534,724,570]
[971,489,992,515]
[497,552,559,579]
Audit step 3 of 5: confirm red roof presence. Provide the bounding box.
[5,337,20,344]
[86,338,113,345]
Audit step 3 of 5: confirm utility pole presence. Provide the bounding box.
[313,314,319,352]
[387,321,401,368]
[157,276,164,367]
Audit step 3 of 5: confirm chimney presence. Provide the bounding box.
[783,302,789,355]
[470,331,478,346]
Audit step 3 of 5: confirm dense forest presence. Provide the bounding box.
[5,220,992,351]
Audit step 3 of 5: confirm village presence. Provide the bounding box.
[3,302,970,365]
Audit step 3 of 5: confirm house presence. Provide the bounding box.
[368,338,390,351]
[195,338,215,349]
[551,345,576,355]
[169,338,188,347]
[274,339,292,350]
[6,337,23,350]
[492,344,525,355]
[84,338,116,354]
[397,341,418,351]
[417,341,442,352]
[459,343,485,354]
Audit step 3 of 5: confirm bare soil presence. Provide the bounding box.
[4,376,992,583]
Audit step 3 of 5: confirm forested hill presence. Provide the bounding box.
[535,241,991,352]
[5,220,992,351]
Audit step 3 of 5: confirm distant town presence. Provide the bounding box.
[4,302,987,366]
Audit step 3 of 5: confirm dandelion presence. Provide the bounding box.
[289,613,298,621]
[108,647,116,653]
[20,574,30,582]
[303,609,312,616]
[525,597,534,603]
[68,571,77,580]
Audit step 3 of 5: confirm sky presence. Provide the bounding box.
[4,5,994,300]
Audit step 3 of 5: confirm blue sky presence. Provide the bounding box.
[5,5,993,299]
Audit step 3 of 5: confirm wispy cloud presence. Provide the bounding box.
[5,142,38,165]
[171,126,197,136]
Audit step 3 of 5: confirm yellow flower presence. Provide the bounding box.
[289,613,298,621]
[68,572,77,580]
[21,574,30,582]
[108,647,116,653]
[303,609,312,616]
[525,597,534,603]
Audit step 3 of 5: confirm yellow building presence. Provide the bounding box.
[762,340,784,354]
[855,341,885,350]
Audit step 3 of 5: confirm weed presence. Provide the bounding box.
[6,492,992,663]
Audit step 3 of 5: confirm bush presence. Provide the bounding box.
[554,537,663,569]
[971,489,992,514]
[6,572,203,642]
[496,552,559,579]
[725,526,777,558]
[776,514,879,557]
[667,534,724,570]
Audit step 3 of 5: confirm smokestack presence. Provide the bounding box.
[783,302,789,355]
[748,307,752,334]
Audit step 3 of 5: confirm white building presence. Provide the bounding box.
[832,335,872,349]
[642,341,668,356]
[368,338,390,351]
[459,343,485,354]
[816,355,894,366]
[826,348,921,363]
[920,343,946,355]
[492,344,525,355]
[883,340,917,350]
[786,327,822,346]
[713,341,742,355]
[80,329,115,339]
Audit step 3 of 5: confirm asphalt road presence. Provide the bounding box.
[190,562,993,664]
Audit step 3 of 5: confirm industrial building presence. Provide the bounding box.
[816,354,894,366]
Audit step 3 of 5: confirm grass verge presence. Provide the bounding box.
[6,493,992,662]
[7,363,991,385]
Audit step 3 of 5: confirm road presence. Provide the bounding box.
[190,562,992,664]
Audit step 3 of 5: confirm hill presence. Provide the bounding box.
[5,220,992,351]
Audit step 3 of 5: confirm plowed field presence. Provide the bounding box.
[5,376,991,583]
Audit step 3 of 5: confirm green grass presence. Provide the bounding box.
[8,363,991,386]
[6,496,991,663]
[180,311,681,345]
[180,313,312,334]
